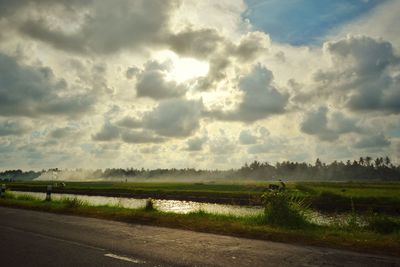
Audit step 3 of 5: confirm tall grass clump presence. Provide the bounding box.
[62,197,87,209]
[144,198,155,211]
[4,191,16,199]
[16,194,40,202]
[262,192,309,229]
[366,214,400,234]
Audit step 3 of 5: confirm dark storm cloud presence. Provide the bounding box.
[0,53,94,118]
[209,64,288,122]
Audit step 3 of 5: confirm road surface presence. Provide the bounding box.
[0,206,399,266]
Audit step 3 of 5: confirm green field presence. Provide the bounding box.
[4,180,400,214]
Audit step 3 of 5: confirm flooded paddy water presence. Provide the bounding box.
[11,191,362,226]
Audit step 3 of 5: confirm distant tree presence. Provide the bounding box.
[384,156,391,167]
[359,157,365,166]
[365,156,372,167]
[315,158,322,169]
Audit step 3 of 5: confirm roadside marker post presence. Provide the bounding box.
[0,184,5,198]
[46,185,52,201]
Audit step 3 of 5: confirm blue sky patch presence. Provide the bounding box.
[244,0,385,45]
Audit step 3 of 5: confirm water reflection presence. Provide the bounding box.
[11,191,361,226]
[11,191,262,217]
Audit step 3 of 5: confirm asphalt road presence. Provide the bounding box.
[0,207,399,267]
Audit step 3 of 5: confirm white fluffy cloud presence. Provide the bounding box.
[314,36,400,113]
[209,64,288,122]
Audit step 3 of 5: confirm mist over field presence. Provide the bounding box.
[1,156,398,183]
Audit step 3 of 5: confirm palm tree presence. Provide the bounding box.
[384,156,391,167]
[374,157,383,168]
[365,156,372,167]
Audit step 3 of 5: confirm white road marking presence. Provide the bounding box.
[104,253,146,264]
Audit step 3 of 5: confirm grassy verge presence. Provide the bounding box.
[1,191,399,257]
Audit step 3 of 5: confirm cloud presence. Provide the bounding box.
[121,130,165,144]
[330,0,400,50]
[125,66,139,79]
[193,31,270,91]
[354,133,390,149]
[0,120,30,136]
[168,28,223,58]
[209,64,289,122]
[49,127,77,139]
[300,106,360,141]
[92,122,120,142]
[0,53,94,118]
[314,35,400,114]
[143,98,204,137]
[209,133,236,155]
[238,130,258,145]
[115,116,141,129]
[247,138,285,154]
[135,60,187,99]
[231,31,270,62]
[140,145,161,154]
[18,0,180,55]
[185,136,208,151]
[93,98,204,142]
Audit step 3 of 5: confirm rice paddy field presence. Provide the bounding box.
[3,180,400,214]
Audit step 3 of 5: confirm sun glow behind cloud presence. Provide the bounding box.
[169,57,209,83]
[155,51,209,83]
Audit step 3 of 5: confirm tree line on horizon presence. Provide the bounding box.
[0,156,399,181]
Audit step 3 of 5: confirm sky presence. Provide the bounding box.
[0,0,399,170]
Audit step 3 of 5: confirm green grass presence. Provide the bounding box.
[0,191,399,257]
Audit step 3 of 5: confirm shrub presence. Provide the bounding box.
[144,198,155,211]
[366,214,400,234]
[262,192,309,229]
